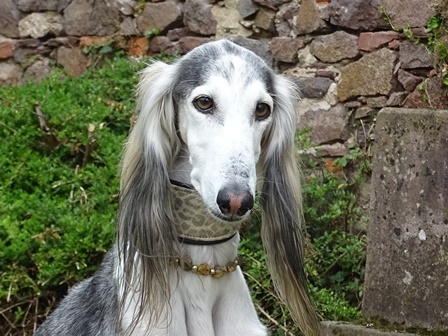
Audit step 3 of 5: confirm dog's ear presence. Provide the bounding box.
[259,75,321,336]
[118,61,180,331]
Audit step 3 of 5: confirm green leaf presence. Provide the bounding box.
[99,45,113,54]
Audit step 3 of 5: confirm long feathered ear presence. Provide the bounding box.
[118,61,181,332]
[259,75,321,336]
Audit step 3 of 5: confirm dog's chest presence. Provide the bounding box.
[122,271,233,336]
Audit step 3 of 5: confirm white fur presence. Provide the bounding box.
[120,235,266,336]
[177,55,273,215]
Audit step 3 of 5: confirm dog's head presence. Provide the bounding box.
[119,40,320,335]
[172,41,278,221]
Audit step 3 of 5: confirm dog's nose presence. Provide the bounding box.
[216,187,254,217]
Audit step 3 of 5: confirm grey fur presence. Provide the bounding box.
[35,248,120,336]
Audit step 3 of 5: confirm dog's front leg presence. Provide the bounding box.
[181,273,216,336]
[121,275,189,336]
[213,270,267,336]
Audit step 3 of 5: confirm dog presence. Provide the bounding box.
[35,40,320,336]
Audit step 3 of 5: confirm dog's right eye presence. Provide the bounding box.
[193,96,214,113]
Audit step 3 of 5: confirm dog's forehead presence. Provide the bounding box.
[173,40,274,100]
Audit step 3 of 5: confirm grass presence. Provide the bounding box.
[0,55,367,335]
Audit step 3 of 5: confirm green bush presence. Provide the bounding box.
[300,133,368,321]
[0,56,368,335]
[307,230,366,317]
[0,58,144,332]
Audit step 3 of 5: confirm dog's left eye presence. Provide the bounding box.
[193,96,214,112]
[255,103,271,121]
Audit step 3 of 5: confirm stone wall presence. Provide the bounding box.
[1,0,447,157]
[1,0,447,158]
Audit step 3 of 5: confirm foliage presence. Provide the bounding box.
[299,129,369,318]
[81,37,116,56]
[0,57,368,335]
[0,57,146,334]
[144,28,161,40]
[307,231,366,314]
[301,144,368,322]
[426,16,448,86]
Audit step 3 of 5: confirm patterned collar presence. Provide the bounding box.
[171,182,245,244]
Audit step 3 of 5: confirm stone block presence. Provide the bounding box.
[385,92,407,107]
[79,36,111,48]
[0,0,20,38]
[358,31,400,52]
[363,108,448,331]
[338,48,396,102]
[64,0,121,36]
[183,0,217,36]
[43,37,79,48]
[254,8,276,33]
[57,46,88,77]
[19,12,63,38]
[237,0,258,19]
[147,36,176,54]
[0,38,15,59]
[297,103,349,144]
[127,37,149,56]
[120,17,138,36]
[212,0,252,39]
[399,41,433,69]
[0,61,22,86]
[327,0,389,31]
[315,143,349,157]
[397,70,423,92]
[297,46,318,67]
[136,2,182,34]
[289,76,334,99]
[437,0,448,21]
[295,0,321,34]
[322,321,417,336]
[23,57,53,83]
[178,37,211,54]
[167,28,188,41]
[382,0,434,29]
[275,1,298,37]
[17,0,59,12]
[269,37,305,63]
[309,31,359,63]
[252,0,278,10]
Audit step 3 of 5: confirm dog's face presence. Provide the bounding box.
[173,42,276,221]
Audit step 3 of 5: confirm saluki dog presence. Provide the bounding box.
[35,40,320,336]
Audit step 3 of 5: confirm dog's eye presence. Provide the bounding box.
[255,103,271,120]
[193,96,214,112]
